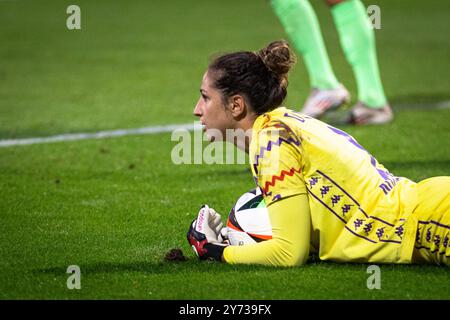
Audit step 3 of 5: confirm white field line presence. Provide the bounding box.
[0,123,202,148]
[0,100,449,148]
[436,100,450,109]
[394,100,450,110]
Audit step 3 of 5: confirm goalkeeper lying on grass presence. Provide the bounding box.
[187,40,450,267]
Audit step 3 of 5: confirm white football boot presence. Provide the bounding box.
[347,102,394,125]
[301,84,350,118]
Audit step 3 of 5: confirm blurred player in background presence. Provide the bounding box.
[187,40,450,267]
[271,0,392,124]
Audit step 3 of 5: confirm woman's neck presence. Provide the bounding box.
[232,113,258,153]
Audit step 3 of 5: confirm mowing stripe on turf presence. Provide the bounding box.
[0,123,202,148]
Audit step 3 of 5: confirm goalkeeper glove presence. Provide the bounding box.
[187,205,228,261]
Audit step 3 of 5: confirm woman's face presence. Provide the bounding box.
[193,71,235,141]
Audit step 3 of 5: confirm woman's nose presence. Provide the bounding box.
[193,99,202,116]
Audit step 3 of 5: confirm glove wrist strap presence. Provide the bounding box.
[202,243,226,262]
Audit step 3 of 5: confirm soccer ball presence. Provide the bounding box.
[226,188,272,246]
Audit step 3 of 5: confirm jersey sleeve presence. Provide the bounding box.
[251,122,306,206]
[223,193,311,266]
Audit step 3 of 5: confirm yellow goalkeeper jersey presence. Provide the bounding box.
[225,107,419,264]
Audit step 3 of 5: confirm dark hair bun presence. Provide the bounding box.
[257,40,297,81]
[208,40,297,114]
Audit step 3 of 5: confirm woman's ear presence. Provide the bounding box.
[229,94,247,119]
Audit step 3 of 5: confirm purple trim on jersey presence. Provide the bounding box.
[370,214,395,227]
[380,239,402,244]
[307,189,346,224]
[414,245,449,256]
[357,207,369,219]
[344,226,377,244]
[272,194,281,202]
[317,170,399,227]
[342,204,353,215]
[327,126,364,150]
[418,220,450,230]
[320,185,332,198]
[376,227,385,240]
[309,176,319,188]
[283,112,306,123]
[363,222,373,235]
[307,189,402,245]
[317,170,361,206]
[331,195,343,207]
[253,135,300,175]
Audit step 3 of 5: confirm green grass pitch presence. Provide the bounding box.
[0,0,449,299]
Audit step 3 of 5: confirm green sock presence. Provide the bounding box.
[271,0,339,90]
[331,0,387,108]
